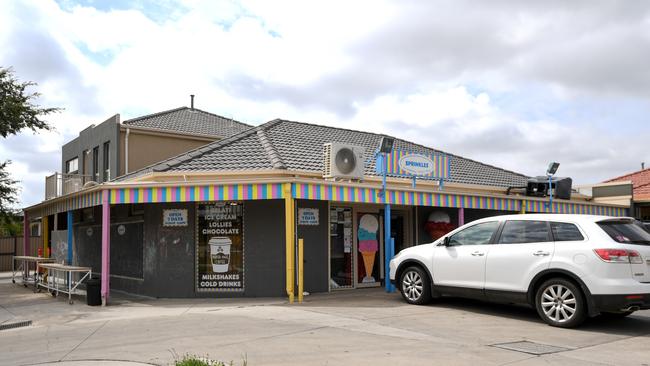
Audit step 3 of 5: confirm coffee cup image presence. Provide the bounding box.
[209,237,232,273]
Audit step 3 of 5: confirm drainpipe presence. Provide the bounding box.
[125,128,130,174]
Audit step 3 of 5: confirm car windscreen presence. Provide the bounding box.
[597,219,650,245]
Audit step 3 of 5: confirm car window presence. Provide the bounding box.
[448,221,499,246]
[498,220,550,244]
[643,223,650,233]
[551,222,584,241]
[597,219,650,245]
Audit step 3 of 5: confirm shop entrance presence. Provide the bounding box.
[329,205,410,290]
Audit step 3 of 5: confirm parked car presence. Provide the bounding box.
[389,214,650,328]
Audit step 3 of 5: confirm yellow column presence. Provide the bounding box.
[298,238,304,303]
[520,200,526,214]
[284,183,295,303]
[42,216,49,257]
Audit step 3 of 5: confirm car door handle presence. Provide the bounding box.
[471,251,485,256]
[533,251,550,257]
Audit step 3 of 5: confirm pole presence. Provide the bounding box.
[298,238,304,303]
[43,216,49,258]
[284,183,295,303]
[458,207,465,227]
[101,190,110,306]
[23,212,29,256]
[548,174,553,213]
[382,152,394,293]
[389,238,396,292]
[67,211,73,264]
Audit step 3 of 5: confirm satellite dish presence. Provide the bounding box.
[335,147,356,174]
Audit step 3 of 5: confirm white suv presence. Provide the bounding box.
[389,214,650,327]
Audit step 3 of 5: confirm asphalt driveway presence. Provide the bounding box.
[1,274,649,366]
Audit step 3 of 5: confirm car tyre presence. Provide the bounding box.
[399,266,431,305]
[535,278,586,328]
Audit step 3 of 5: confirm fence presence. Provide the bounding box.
[0,236,41,272]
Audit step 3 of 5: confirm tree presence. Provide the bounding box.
[0,160,18,213]
[0,66,60,213]
[0,67,59,137]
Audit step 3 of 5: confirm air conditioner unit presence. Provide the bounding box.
[323,143,365,180]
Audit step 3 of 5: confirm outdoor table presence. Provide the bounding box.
[12,256,57,290]
[36,263,92,304]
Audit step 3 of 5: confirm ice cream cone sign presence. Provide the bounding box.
[358,214,379,283]
[424,211,456,240]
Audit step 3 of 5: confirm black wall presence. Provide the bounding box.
[242,200,286,297]
[139,202,196,297]
[74,200,288,298]
[296,199,329,294]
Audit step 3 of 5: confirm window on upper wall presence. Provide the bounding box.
[66,157,79,174]
[93,146,99,182]
[103,141,110,181]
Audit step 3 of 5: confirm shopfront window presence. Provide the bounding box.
[330,207,353,288]
[196,202,244,292]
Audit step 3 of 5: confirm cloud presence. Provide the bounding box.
[1,0,650,210]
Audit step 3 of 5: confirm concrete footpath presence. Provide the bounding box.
[1,272,649,366]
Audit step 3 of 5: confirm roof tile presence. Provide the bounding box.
[121,119,529,188]
[123,107,251,138]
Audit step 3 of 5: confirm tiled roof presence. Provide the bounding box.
[123,107,251,138]
[605,168,650,200]
[119,119,529,188]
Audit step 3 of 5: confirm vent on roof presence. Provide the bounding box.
[323,143,365,180]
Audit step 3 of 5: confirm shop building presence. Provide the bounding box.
[587,167,650,220]
[24,118,629,304]
[49,105,250,200]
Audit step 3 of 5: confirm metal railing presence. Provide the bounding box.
[45,173,94,200]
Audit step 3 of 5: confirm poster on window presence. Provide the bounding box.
[196,202,244,292]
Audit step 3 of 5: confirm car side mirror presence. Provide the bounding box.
[443,236,451,247]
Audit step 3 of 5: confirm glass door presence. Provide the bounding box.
[330,207,353,289]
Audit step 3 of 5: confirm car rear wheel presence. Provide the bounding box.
[399,266,431,305]
[535,278,586,328]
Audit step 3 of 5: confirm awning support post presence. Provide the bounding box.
[23,212,30,256]
[298,238,304,303]
[101,190,110,306]
[67,211,73,264]
[43,216,49,257]
[284,183,295,303]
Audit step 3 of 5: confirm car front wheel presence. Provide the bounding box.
[399,266,431,305]
[535,278,586,328]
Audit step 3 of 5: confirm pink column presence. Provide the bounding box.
[23,211,30,256]
[458,207,465,227]
[101,190,110,305]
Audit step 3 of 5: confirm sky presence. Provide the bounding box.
[1,0,650,209]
